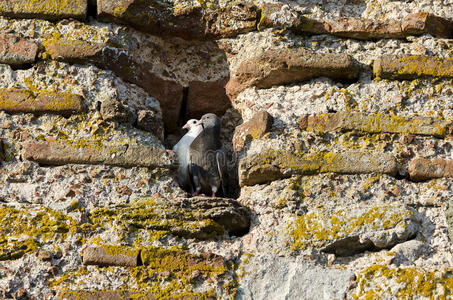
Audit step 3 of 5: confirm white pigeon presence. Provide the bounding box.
[173,119,203,194]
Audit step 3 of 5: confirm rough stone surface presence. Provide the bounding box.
[82,246,138,267]
[97,0,257,40]
[187,79,230,119]
[22,142,171,168]
[408,158,453,181]
[258,3,453,39]
[136,109,165,142]
[237,254,355,300]
[44,39,104,63]
[325,17,404,40]
[88,197,250,241]
[446,200,453,243]
[100,97,131,123]
[402,12,453,39]
[0,0,87,21]
[226,48,360,99]
[374,55,453,80]
[0,34,38,65]
[60,291,154,300]
[288,203,421,256]
[0,89,84,116]
[239,150,398,186]
[233,110,273,152]
[300,112,450,137]
[1,1,453,299]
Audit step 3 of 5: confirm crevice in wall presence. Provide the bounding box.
[178,87,190,129]
[87,0,98,20]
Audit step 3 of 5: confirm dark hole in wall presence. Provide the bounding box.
[178,87,189,129]
[87,0,97,20]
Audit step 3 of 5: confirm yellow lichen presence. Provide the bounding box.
[354,265,453,299]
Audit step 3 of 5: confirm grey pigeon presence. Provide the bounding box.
[173,119,203,194]
[188,113,227,197]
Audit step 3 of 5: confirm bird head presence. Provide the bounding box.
[197,113,220,130]
[182,119,199,130]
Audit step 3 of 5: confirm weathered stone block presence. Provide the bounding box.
[402,12,453,39]
[300,112,450,137]
[82,246,139,267]
[326,17,404,40]
[22,142,171,168]
[239,150,398,186]
[60,290,214,300]
[43,39,104,63]
[0,34,38,65]
[408,158,453,181]
[0,0,87,21]
[237,254,355,299]
[288,203,421,256]
[226,48,359,98]
[374,55,453,80]
[63,246,226,299]
[88,197,250,241]
[0,89,84,116]
[233,110,273,151]
[140,246,225,270]
[97,0,256,40]
[137,109,164,142]
[258,3,453,40]
[204,3,257,38]
[100,97,130,123]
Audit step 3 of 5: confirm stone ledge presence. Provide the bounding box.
[0,0,87,21]
[63,245,228,299]
[239,150,398,186]
[0,89,84,116]
[288,203,421,256]
[82,246,139,267]
[408,158,453,182]
[226,48,359,99]
[43,39,104,63]
[0,34,38,65]
[88,197,250,241]
[374,55,453,80]
[233,110,273,152]
[259,4,453,39]
[60,290,211,300]
[22,142,171,168]
[299,112,450,137]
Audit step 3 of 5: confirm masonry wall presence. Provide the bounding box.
[0,0,452,299]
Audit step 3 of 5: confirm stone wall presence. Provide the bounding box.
[0,0,452,299]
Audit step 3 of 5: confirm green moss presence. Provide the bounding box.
[102,245,140,257]
[288,204,413,251]
[354,265,453,299]
[0,205,78,260]
[0,0,86,16]
[87,197,225,245]
[56,245,236,299]
[305,112,448,137]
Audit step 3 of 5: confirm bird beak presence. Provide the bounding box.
[195,119,204,129]
[182,124,190,130]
